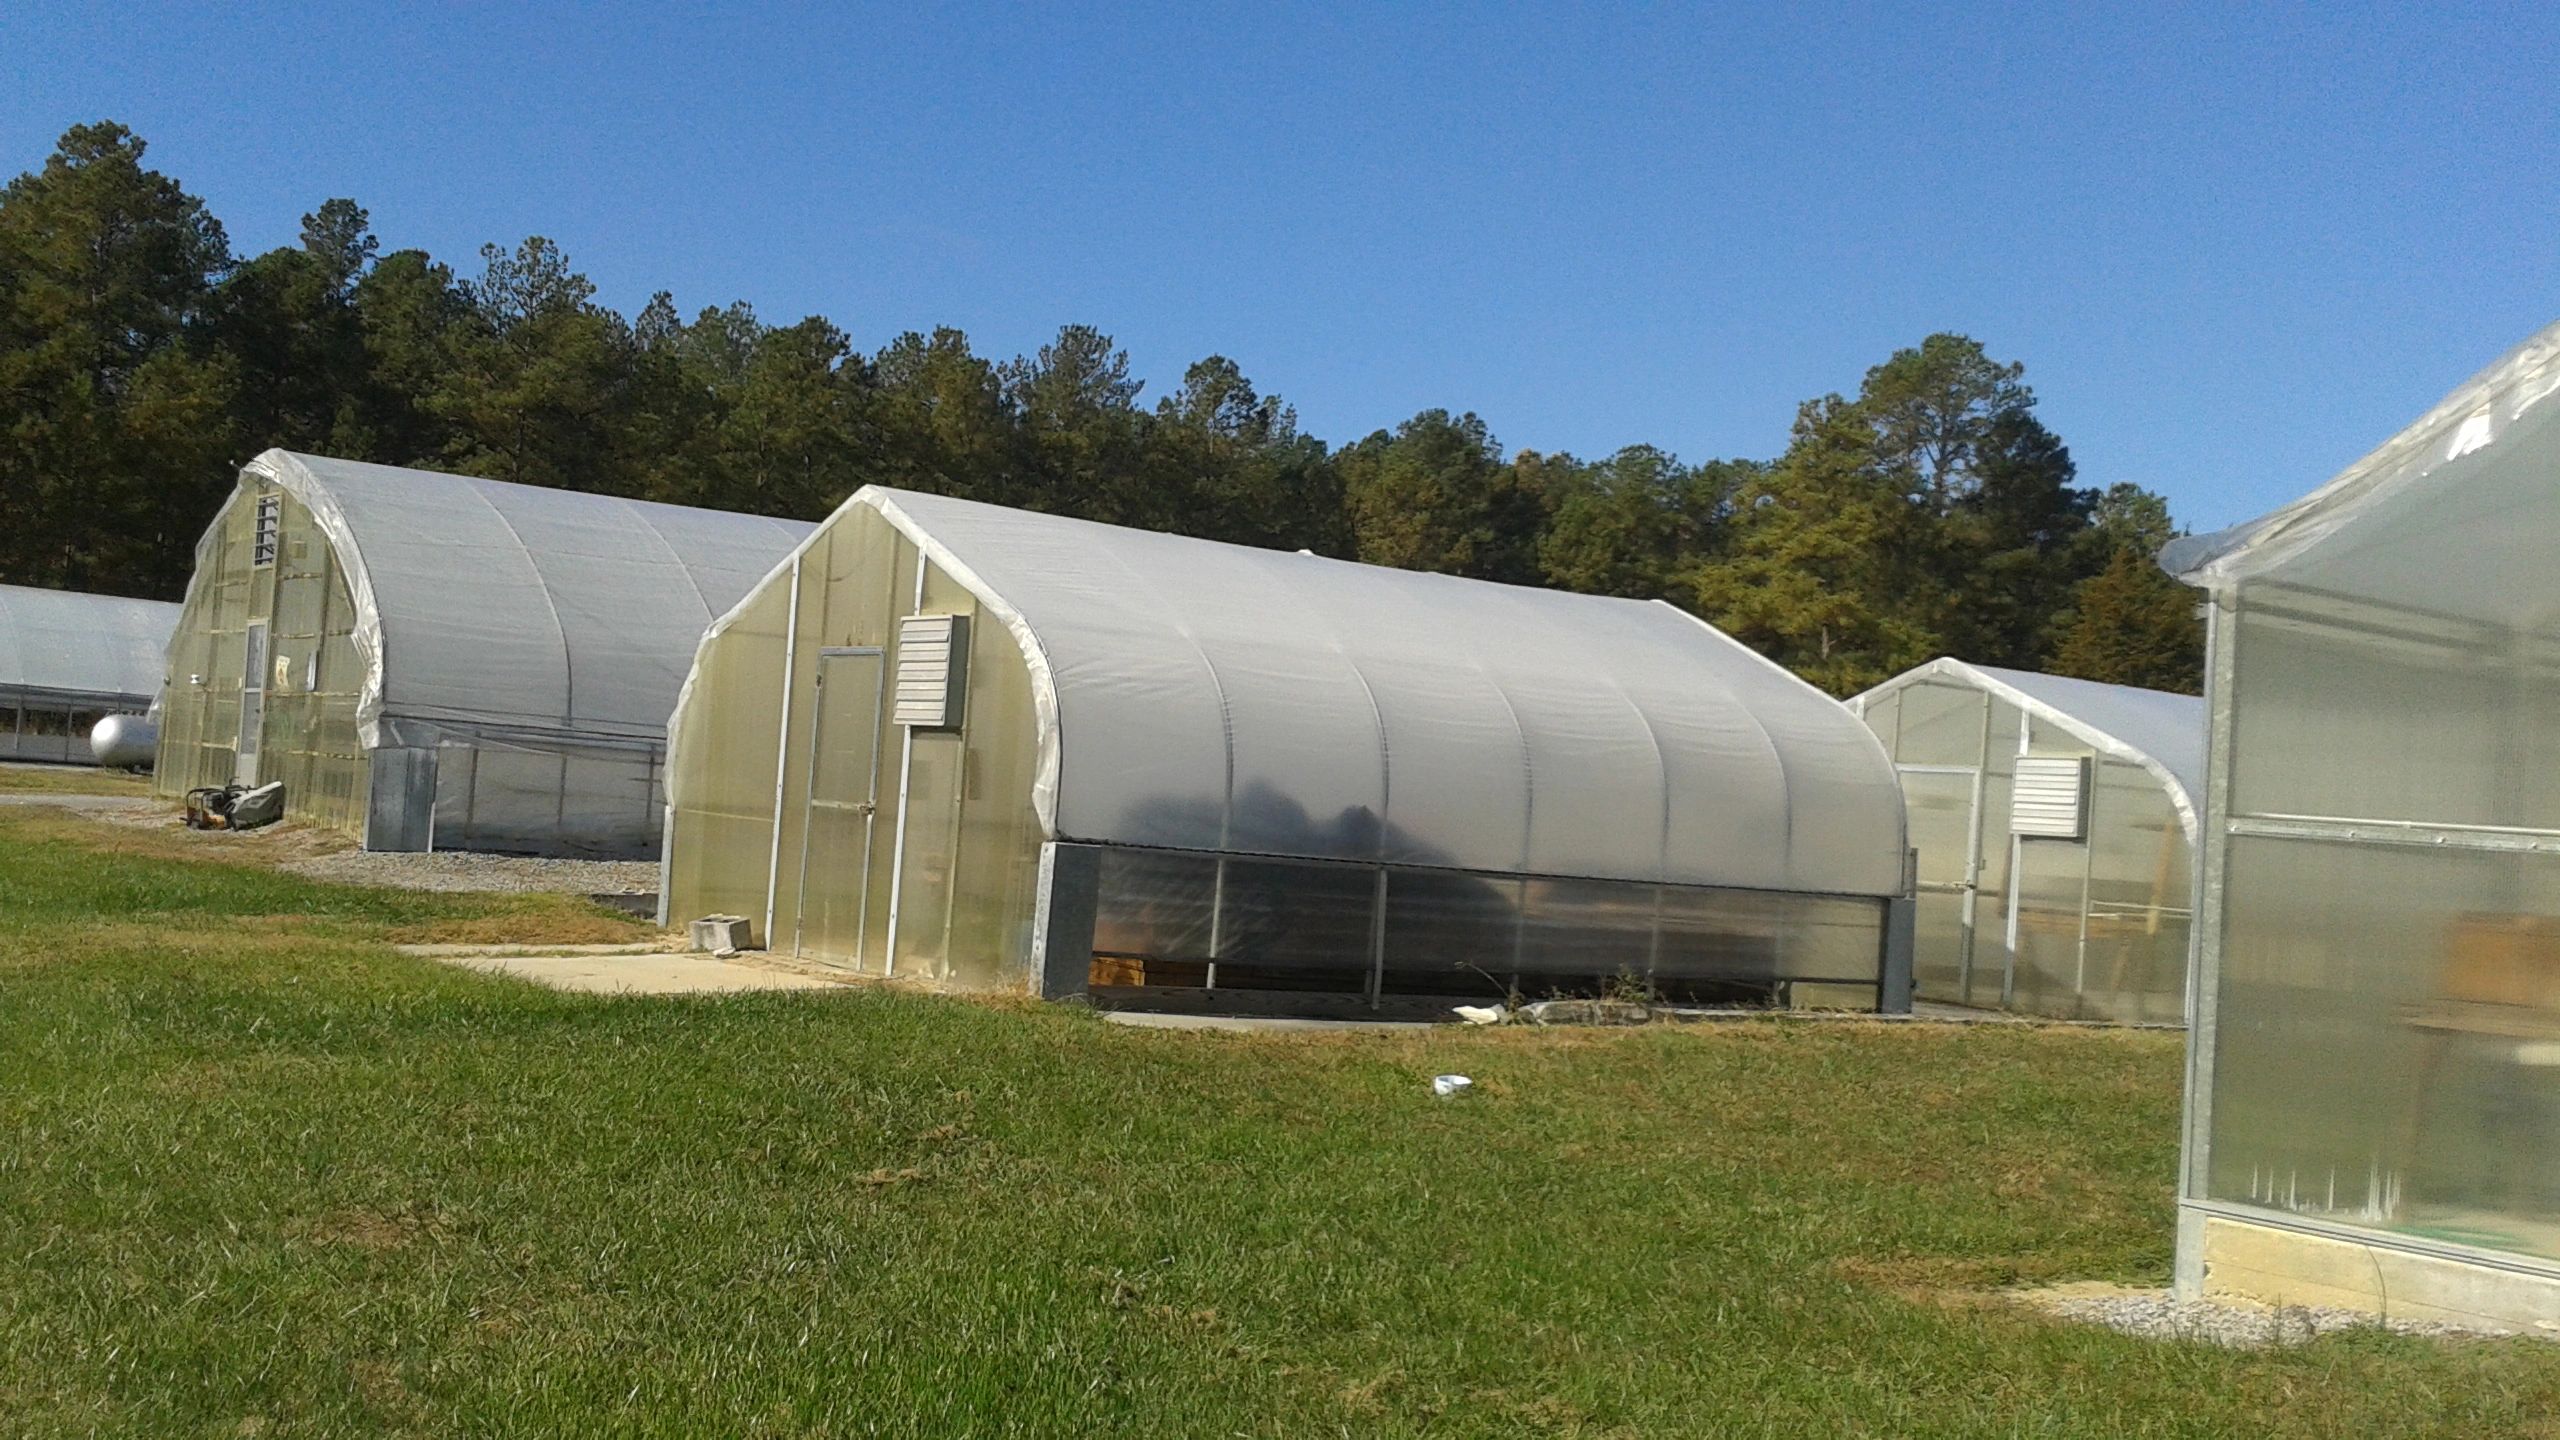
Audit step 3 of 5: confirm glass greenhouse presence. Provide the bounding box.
[155,450,811,856]
[1849,659,2201,1024]
[662,487,1916,1013]
[0,582,178,764]
[2165,320,2560,1326]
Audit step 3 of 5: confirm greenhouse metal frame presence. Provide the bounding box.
[2165,318,2560,1328]
[155,450,811,856]
[1849,659,2201,1024]
[662,487,1917,1014]
[0,582,178,765]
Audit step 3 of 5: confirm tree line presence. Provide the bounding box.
[0,122,2199,694]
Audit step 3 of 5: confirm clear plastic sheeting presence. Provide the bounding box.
[0,583,178,764]
[2168,318,2560,1268]
[861,487,1907,896]
[1851,660,2200,1023]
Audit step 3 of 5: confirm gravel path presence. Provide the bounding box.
[2027,1286,2539,1346]
[282,848,658,895]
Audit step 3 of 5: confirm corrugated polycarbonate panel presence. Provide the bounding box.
[847,487,1907,898]
[0,582,178,705]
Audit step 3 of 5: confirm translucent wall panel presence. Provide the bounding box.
[2228,591,2557,831]
[2081,755,2191,1024]
[2206,834,2560,1262]
[1076,842,1887,1007]
[1379,870,1522,996]
[1895,682,1987,767]
[664,574,793,928]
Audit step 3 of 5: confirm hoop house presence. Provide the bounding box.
[1850,660,2201,1023]
[663,487,1915,1013]
[154,450,811,856]
[0,583,177,764]
[2166,319,2560,1329]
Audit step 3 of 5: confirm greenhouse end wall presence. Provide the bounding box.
[664,507,1047,989]
[1863,677,2192,1024]
[156,482,371,833]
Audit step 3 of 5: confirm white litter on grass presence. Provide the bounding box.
[1431,1074,1473,1098]
[1451,1005,1506,1026]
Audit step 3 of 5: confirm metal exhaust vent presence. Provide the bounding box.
[2010,755,2090,840]
[893,613,969,730]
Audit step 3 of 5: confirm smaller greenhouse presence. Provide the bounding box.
[2166,319,2560,1330]
[0,583,179,764]
[156,451,811,856]
[1849,660,2202,1024]
[663,486,1916,1014]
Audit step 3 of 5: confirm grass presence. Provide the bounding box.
[0,760,152,795]
[2,811,2556,1436]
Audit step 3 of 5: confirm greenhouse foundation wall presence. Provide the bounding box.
[1032,841,1914,1016]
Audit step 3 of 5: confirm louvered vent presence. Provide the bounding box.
[2011,755,2089,840]
[893,614,969,729]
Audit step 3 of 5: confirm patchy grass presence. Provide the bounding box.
[0,761,152,795]
[2,815,2556,1436]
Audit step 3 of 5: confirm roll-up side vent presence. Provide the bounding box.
[893,613,969,730]
[2011,755,2089,840]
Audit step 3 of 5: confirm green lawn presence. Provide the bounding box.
[0,761,153,795]
[3,809,2555,1437]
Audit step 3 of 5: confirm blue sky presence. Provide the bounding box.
[6,1,2554,531]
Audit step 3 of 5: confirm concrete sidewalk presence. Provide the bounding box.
[401,942,850,996]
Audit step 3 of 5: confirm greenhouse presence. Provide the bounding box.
[662,486,1916,1013]
[155,450,811,856]
[0,582,179,765]
[1849,659,2201,1024]
[2165,319,2560,1330]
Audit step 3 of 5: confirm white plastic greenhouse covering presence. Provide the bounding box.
[0,582,177,705]
[1859,658,2205,840]
[835,487,1909,897]
[247,451,814,752]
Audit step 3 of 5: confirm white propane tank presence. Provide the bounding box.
[89,713,158,769]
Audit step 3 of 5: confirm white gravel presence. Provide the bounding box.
[281,847,658,895]
[2030,1287,2539,1347]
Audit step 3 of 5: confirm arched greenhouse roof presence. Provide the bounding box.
[0,582,178,704]
[712,485,1911,899]
[236,450,814,748]
[1851,658,2205,842]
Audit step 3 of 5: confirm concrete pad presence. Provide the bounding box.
[1102,1011,1426,1033]
[412,945,850,995]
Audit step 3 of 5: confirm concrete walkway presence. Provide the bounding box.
[400,942,850,996]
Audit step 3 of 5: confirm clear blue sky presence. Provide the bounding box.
[7,1,2554,531]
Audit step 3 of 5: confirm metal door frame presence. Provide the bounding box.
[791,646,887,963]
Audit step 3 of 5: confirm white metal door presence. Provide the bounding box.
[792,648,887,966]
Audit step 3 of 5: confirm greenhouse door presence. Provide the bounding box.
[1900,766,1981,1002]
[236,620,269,787]
[791,648,886,967]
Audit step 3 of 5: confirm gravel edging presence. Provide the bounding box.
[2027,1287,2544,1347]
[281,848,659,895]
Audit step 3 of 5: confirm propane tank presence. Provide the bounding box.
[89,713,158,769]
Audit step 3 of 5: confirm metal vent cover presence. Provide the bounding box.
[2011,755,2090,840]
[893,613,969,729]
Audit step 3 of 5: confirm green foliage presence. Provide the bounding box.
[2049,545,2207,693]
[0,120,2208,697]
